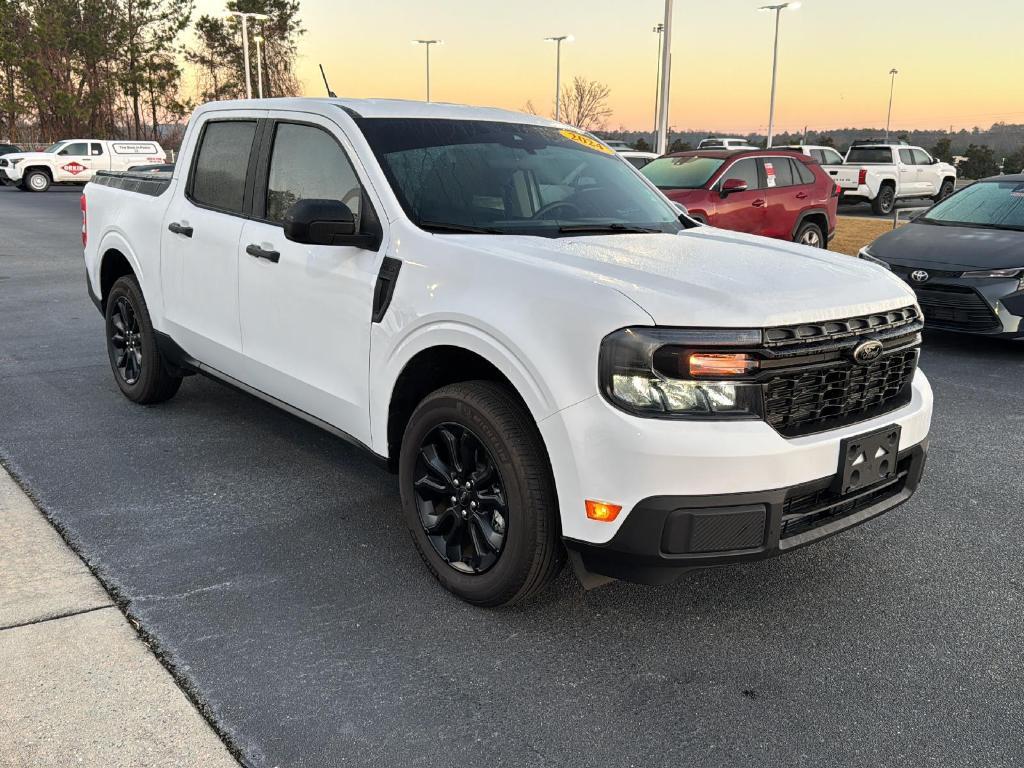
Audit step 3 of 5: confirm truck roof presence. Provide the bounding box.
[193,97,558,127]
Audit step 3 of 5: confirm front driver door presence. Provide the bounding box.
[711,158,766,235]
[236,117,384,445]
[53,142,93,182]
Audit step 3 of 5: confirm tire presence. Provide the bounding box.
[104,275,182,404]
[399,381,564,607]
[24,169,50,193]
[934,179,954,202]
[871,185,896,216]
[794,220,826,249]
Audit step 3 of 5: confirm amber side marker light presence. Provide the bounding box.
[688,352,757,377]
[586,500,622,522]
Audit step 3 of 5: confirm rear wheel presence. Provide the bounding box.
[105,275,182,404]
[934,179,955,202]
[399,381,563,607]
[25,169,49,193]
[794,220,826,249]
[872,185,896,215]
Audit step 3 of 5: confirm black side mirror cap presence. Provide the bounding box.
[283,198,377,248]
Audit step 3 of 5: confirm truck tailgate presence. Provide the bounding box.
[827,166,861,190]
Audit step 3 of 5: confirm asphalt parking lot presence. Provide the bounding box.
[2,185,1023,767]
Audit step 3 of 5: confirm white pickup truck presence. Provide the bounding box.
[82,98,932,606]
[829,141,957,215]
[1,139,165,192]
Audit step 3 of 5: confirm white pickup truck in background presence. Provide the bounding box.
[829,141,957,215]
[0,139,165,192]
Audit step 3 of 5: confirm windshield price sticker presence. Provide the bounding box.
[559,129,616,155]
[765,162,777,187]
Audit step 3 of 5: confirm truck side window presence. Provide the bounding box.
[90,143,104,156]
[189,120,257,214]
[898,149,914,165]
[912,149,932,166]
[59,142,88,156]
[264,123,362,225]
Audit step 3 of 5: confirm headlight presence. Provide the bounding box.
[599,327,764,419]
[857,246,891,270]
[8,158,20,166]
[962,267,1024,291]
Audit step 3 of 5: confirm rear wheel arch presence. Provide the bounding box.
[791,209,830,244]
[99,248,137,312]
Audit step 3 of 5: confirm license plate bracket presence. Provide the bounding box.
[836,424,902,495]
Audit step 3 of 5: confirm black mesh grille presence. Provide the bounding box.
[912,285,1000,333]
[763,348,918,437]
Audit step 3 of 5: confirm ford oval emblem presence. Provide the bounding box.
[852,340,884,365]
[910,269,930,283]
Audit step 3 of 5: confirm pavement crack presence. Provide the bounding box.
[0,603,115,632]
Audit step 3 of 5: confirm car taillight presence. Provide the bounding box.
[80,193,87,248]
[831,182,840,198]
[858,169,867,186]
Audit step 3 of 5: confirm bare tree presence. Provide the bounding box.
[559,76,612,131]
[521,99,537,116]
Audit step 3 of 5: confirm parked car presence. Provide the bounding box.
[0,139,166,192]
[0,143,22,156]
[831,140,957,216]
[860,174,1024,337]
[603,139,634,151]
[83,97,932,606]
[778,144,846,168]
[698,137,757,150]
[641,148,839,248]
[618,150,659,169]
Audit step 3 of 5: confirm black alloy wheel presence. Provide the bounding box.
[109,295,143,385]
[413,422,508,574]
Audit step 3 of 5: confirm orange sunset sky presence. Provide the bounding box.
[194,0,1023,134]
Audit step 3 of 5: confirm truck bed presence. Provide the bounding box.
[91,170,172,197]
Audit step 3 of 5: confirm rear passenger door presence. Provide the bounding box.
[235,116,385,443]
[161,112,264,375]
[712,158,766,235]
[760,157,808,240]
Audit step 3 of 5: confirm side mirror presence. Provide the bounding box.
[720,178,749,196]
[284,198,362,246]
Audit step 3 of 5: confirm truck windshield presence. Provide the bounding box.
[846,147,894,164]
[640,156,725,189]
[43,142,66,154]
[920,180,1024,231]
[358,118,683,237]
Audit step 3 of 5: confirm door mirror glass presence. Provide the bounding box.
[283,198,357,245]
[721,178,749,195]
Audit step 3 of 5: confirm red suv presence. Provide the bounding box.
[641,149,839,248]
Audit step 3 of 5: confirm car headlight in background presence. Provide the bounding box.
[599,327,764,419]
[857,246,892,270]
[961,267,1024,291]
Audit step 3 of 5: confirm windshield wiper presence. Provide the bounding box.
[557,223,662,235]
[418,220,504,235]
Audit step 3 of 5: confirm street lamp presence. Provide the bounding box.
[653,23,664,138]
[222,10,270,99]
[412,39,442,102]
[655,0,673,154]
[885,68,899,141]
[543,35,573,122]
[253,35,264,99]
[758,1,800,148]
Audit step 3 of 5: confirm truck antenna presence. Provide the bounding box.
[319,64,337,98]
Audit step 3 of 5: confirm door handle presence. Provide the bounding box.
[795,192,808,199]
[246,243,280,263]
[752,199,766,208]
[167,221,193,238]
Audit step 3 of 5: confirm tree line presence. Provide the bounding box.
[0,0,302,146]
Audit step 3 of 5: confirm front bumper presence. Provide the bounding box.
[566,441,926,584]
[888,268,1024,338]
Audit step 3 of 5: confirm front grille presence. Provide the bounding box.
[764,348,917,437]
[780,457,911,539]
[764,306,920,348]
[0,158,7,168]
[912,284,1000,332]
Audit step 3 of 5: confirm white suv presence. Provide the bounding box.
[82,98,932,605]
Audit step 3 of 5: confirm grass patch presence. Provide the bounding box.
[831,216,900,256]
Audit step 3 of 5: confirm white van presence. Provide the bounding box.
[0,139,166,191]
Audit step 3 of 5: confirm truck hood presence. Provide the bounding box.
[448,227,916,327]
[2,152,53,162]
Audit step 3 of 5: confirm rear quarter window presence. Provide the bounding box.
[188,120,258,214]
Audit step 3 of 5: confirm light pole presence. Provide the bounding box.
[653,23,664,139]
[253,35,264,99]
[885,68,899,141]
[758,1,800,148]
[413,39,442,102]
[223,10,270,99]
[543,35,572,122]
[655,0,673,154]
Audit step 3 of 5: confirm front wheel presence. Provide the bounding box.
[934,179,955,202]
[24,170,50,192]
[399,381,564,607]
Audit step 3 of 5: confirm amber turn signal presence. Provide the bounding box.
[688,352,757,377]
[586,499,622,522]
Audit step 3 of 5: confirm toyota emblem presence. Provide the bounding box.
[852,340,884,365]
[910,269,930,283]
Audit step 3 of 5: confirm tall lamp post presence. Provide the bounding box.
[253,35,265,99]
[655,0,673,154]
[413,39,442,102]
[885,68,899,141]
[758,1,800,148]
[543,35,572,122]
[223,10,270,100]
[653,23,664,138]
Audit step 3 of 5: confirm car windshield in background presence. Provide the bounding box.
[640,156,725,189]
[920,180,1024,231]
[846,147,894,164]
[357,118,683,237]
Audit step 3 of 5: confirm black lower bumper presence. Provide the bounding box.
[566,441,928,585]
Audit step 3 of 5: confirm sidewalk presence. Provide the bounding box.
[0,465,239,768]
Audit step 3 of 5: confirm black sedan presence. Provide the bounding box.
[860,175,1024,338]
